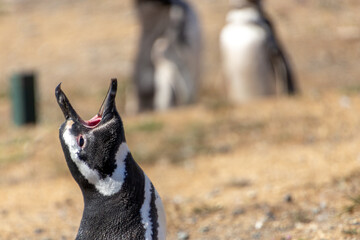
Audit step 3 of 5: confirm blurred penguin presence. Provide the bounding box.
[220,0,297,103]
[134,0,202,111]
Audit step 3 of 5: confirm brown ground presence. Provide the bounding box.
[1,0,360,239]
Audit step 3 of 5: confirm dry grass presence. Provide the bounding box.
[0,0,360,239]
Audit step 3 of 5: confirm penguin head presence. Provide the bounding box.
[56,79,128,195]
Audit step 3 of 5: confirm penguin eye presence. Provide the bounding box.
[77,135,85,148]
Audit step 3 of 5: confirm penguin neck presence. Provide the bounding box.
[77,152,147,239]
[227,7,262,25]
[80,147,146,204]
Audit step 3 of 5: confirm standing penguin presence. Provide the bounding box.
[134,0,202,111]
[220,0,297,103]
[55,79,166,239]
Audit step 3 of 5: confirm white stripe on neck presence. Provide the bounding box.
[140,177,166,240]
[140,175,153,240]
[155,188,166,240]
[63,128,129,196]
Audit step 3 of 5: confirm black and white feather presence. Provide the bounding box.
[55,79,166,240]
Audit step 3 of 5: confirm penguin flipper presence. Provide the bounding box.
[270,43,297,95]
[263,17,298,95]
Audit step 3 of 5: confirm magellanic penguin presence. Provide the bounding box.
[220,0,297,103]
[134,0,202,111]
[55,79,166,240]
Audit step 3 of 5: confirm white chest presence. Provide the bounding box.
[220,9,276,102]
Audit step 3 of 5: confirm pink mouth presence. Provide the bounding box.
[85,114,102,128]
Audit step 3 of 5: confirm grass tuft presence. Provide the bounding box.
[342,195,360,215]
[342,228,359,236]
[129,120,164,133]
[192,204,223,216]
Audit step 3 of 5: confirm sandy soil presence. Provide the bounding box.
[0,0,360,239]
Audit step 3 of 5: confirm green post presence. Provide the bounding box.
[10,72,37,126]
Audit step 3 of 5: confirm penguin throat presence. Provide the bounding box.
[85,115,102,128]
[63,127,129,196]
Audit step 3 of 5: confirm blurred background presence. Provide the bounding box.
[1,0,360,239]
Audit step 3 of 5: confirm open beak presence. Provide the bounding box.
[55,79,118,128]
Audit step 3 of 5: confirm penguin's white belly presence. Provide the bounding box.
[220,23,275,102]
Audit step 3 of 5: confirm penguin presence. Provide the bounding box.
[220,0,297,103]
[55,79,166,240]
[133,0,202,111]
